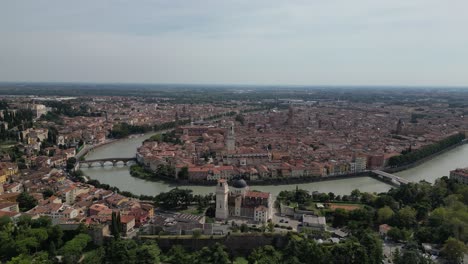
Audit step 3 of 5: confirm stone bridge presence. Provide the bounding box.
[78,157,136,168]
[371,170,410,186]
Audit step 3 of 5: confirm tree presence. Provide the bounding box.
[441,237,466,264]
[317,193,330,202]
[393,248,433,264]
[330,240,369,264]
[105,239,138,264]
[348,208,374,229]
[155,188,193,209]
[282,238,329,264]
[110,211,121,239]
[240,223,249,233]
[193,243,230,264]
[235,114,245,125]
[0,215,12,229]
[377,206,394,224]
[374,195,399,210]
[393,207,417,229]
[350,189,362,201]
[59,233,91,264]
[192,229,202,239]
[387,227,411,242]
[165,245,192,264]
[82,247,104,264]
[178,166,189,180]
[248,245,282,264]
[136,242,161,264]
[42,189,54,199]
[48,241,57,258]
[66,157,77,171]
[267,221,275,232]
[359,232,383,264]
[7,252,51,264]
[17,192,38,212]
[332,208,349,227]
[360,192,375,204]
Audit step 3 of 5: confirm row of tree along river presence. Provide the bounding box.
[81,132,468,196]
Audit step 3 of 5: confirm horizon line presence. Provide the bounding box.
[1,81,468,89]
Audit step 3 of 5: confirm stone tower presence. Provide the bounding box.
[215,179,229,220]
[287,105,294,126]
[226,121,236,151]
[396,119,404,135]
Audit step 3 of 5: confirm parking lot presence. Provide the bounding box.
[273,214,299,231]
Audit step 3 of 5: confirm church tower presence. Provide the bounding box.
[226,121,236,152]
[215,179,229,220]
[396,119,404,135]
[287,105,294,126]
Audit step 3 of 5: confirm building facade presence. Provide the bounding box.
[215,179,273,223]
[450,168,468,184]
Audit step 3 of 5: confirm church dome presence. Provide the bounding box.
[232,178,248,189]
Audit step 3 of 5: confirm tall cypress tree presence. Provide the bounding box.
[116,212,122,234]
[111,211,120,239]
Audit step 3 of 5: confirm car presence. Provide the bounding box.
[279,219,284,223]
[285,221,289,223]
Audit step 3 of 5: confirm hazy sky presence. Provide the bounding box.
[1,0,467,86]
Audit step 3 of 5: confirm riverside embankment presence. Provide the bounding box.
[81,132,468,196]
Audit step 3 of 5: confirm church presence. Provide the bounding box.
[215,178,273,223]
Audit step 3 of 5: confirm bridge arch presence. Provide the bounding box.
[78,157,137,168]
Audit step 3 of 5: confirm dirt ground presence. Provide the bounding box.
[328,203,362,211]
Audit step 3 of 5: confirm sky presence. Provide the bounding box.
[1,0,467,86]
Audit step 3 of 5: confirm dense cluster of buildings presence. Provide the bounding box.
[0,162,154,238]
[1,93,468,244]
[137,102,468,182]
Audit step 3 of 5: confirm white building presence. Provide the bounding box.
[215,178,273,223]
[298,215,327,232]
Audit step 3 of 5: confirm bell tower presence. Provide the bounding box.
[215,179,229,220]
[226,121,236,152]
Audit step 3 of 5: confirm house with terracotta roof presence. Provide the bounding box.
[0,201,19,213]
[120,215,136,236]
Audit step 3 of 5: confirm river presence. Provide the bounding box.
[81,133,468,196]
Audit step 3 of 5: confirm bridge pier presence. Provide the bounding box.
[78,157,137,168]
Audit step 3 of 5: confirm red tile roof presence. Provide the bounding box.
[245,191,269,199]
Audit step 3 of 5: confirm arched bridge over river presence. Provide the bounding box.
[78,157,136,168]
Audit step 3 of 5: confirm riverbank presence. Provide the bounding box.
[82,127,468,196]
[87,136,467,188]
[76,139,120,160]
[129,162,371,186]
[384,139,467,174]
[88,136,467,189]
